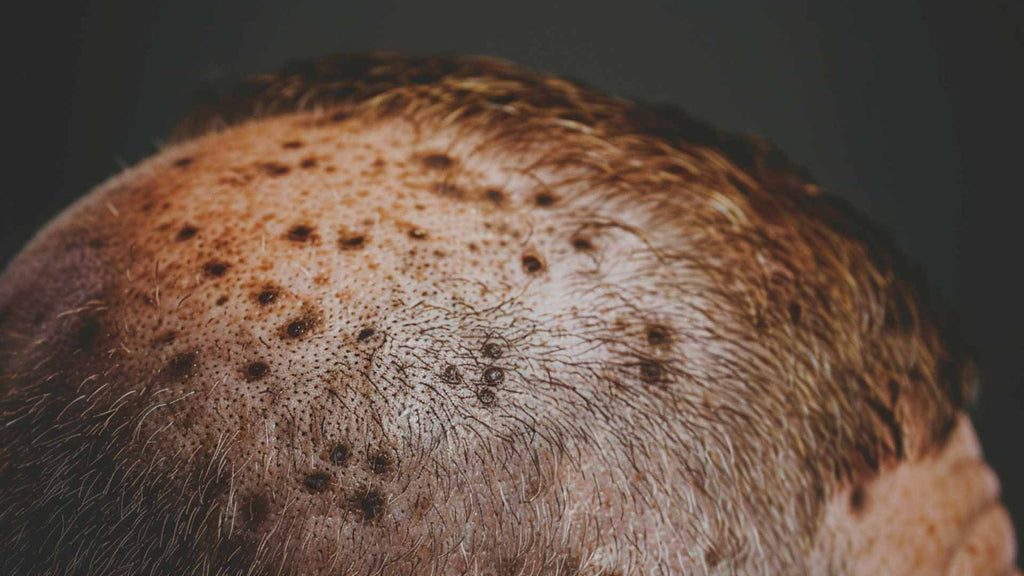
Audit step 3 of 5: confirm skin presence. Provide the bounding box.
[0,53,1018,575]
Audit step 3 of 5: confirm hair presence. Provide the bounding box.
[0,52,973,575]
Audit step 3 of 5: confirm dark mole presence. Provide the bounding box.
[646,326,669,346]
[482,342,503,359]
[286,224,315,243]
[259,162,291,176]
[534,192,556,207]
[173,157,193,167]
[849,484,867,515]
[571,237,593,251]
[76,317,101,352]
[166,352,198,380]
[482,366,505,386]
[245,361,269,381]
[204,260,230,277]
[282,140,304,149]
[788,302,802,324]
[354,489,385,522]
[216,295,229,306]
[484,189,505,204]
[367,450,393,474]
[477,388,496,406]
[408,228,428,240]
[176,225,198,242]
[284,316,315,339]
[300,157,318,169]
[339,234,367,249]
[357,327,375,341]
[639,360,663,384]
[422,154,454,169]
[303,473,330,493]
[257,287,279,305]
[521,254,544,274]
[329,444,351,466]
[441,364,462,385]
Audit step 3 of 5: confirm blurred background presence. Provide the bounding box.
[6,0,1022,551]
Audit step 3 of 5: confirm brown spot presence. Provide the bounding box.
[243,493,271,526]
[571,237,593,251]
[849,484,867,516]
[534,192,557,207]
[646,325,669,346]
[521,254,544,274]
[286,224,316,243]
[256,287,279,306]
[367,450,393,475]
[484,189,505,204]
[153,330,176,346]
[477,388,496,406]
[215,295,229,306]
[300,157,318,169]
[638,360,663,384]
[352,489,385,522]
[245,361,269,381]
[283,314,317,339]
[408,228,428,240]
[482,366,505,386]
[441,364,462,385]
[176,225,198,241]
[356,327,375,341]
[303,473,330,493]
[166,352,198,380]
[422,154,454,169]
[338,233,367,250]
[482,342,503,359]
[204,260,230,277]
[329,444,351,466]
[281,140,304,149]
[259,162,290,176]
[173,157,193,167]
[704,547,721,568]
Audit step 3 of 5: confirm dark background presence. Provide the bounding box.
[6,0,1022,552]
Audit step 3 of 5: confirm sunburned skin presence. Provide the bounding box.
[0,53,1018,575]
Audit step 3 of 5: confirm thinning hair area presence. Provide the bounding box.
[0,53,982,575]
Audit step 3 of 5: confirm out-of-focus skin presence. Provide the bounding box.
[0,53,1017,575]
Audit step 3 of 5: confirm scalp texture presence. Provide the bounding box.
[0,53,976,575]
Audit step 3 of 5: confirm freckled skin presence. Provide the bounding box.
[0,54,1017,575]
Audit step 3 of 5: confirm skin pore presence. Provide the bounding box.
[0,53,1017,575]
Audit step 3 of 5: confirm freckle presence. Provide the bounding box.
[357,327,375,341]
[259,162,290,176]
[422,154,454,169]
[216,295,229,306]
[704,548,721,568]
[329,444,351,466]
[204,260,230,277]
[646,326,669,346]
[257,287,278,305]
[849,484,867,515]
[408,228,428,240]
[789,302,802,324]
[286,224,315,243]
[173,157,193,167]
[484,189,505,204]
[166,352,198,380]
[282,140,304,149]
[245,361,269,381]
[534,192,556,207]
[353,489,385,522]
[441,364,462,385]
[176,225,198,241]
[521,254,544,274]
[571,237,593,251]
[477,388,496,406]
[482,366,504,386]
[300,157,317,169]
[303,473,330,493]
[482,342,502,359]
[639,360,663,384]
[367,450,393,474]
[339,234,367,250]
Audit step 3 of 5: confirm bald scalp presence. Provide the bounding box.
[0,53,977,575]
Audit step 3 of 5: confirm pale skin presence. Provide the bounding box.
[0,54,1018,575]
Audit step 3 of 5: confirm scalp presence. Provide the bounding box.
[0,53,974,575]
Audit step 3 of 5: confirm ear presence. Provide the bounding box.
[811,415,1018,575]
